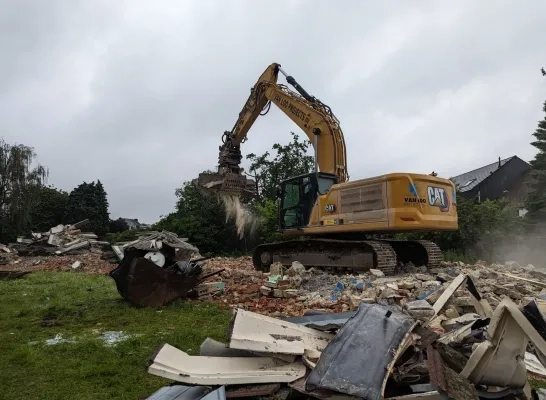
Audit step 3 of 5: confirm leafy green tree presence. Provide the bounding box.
[524,99,546,224]
[245,132,315,243]
[64,180,110,235]
[246,132,314,204]
[29,185,69,232]
[0,139,48,241]
[254,198,283,243]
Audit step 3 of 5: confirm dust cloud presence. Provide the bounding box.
[220,195,259,239]
[473,222,546,268]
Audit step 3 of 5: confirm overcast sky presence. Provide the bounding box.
[1,1,545,223]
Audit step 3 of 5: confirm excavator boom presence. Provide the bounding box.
[195,63,348,196]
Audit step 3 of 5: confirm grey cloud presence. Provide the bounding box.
[1,1,544,223]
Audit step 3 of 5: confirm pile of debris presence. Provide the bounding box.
[146,278,546,399]
[200,258,546,318]
[103,230,201,263]
[108,230,228,307]
[9,219,108,256]
[0,253,116,275]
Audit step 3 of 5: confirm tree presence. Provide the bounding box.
[64,181,110,235]
[155,178,254,255]
[254,198,283,243]
[245,132,315,243]
[524,99,546,224]
[0,139,48,242]
[95,180,110,234]
[157,134,316,254]
[246,132,314,204]
[29,185,69,232]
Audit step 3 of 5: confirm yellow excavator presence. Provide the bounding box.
[196,63,458,275]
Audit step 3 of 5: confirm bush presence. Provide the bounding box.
[254,199,282,243]
[442,250,476,264]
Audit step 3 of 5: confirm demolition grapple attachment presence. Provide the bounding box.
[193,172,255,197]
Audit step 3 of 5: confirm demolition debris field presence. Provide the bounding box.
[6,226,546,399]
[2,257,546,399]
[0,271,232,400]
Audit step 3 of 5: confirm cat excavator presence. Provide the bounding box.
[196,63,458,275]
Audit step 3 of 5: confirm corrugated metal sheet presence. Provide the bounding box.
[339,183,384,213]
[451,157,514,193]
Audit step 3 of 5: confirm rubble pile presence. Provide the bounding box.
[5,221,546,323]
[146,286,546,400]
[0,253,115,274]
[0,218,116,275]
[108,231,212,307]
[104,230,200,263]
[197,258,546,318]
[199,258,343,316]
[0,228,202,279]
[11,219,108,256]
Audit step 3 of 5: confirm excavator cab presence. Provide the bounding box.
[278,172,337,229]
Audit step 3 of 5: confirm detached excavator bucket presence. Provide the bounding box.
[193,172,255,197]
[109,247,201,308]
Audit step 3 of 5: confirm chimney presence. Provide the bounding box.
[498,156,501,168]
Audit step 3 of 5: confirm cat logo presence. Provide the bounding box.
[427,186,450,212]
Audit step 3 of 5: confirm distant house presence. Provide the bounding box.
[121,218,149,230]
[450,156,531,216]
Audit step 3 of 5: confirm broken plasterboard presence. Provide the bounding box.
[227,308,334,355]
[148,343,306,385]
[199,338,297,363]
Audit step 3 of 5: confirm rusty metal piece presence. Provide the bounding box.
[109,247,202,307]
[225,383,280,398]
[289,376,357,400]
[427,344,478,400]
[197,268,225,283]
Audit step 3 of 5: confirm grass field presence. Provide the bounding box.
[0,271,232,400]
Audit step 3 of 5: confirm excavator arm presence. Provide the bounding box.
[196,63,348,196]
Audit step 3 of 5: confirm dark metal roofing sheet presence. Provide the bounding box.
[305,303,415,400]
[451,157,514,193]
[281,311,356,331]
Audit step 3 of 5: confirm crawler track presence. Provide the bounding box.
[252,238,442,275]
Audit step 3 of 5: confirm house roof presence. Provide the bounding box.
[451,156,515,193]
[122,218,141,228]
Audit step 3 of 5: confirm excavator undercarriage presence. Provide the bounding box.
[252,238,442,275]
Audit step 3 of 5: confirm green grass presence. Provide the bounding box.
[529,377,546,390]
[0,272,232,400]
